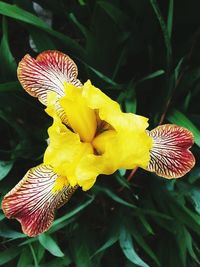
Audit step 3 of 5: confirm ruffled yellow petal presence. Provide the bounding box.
[45,80,152,191]
[82,80,149,131]
[44,113,93,187]
[82,80,153,169]
[60,83,97,142]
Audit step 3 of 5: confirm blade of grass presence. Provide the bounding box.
[29,244,39,267]
[0,17,17,81]
[136,70,165,85]
[119,226,150,267]
[52,195,94,226]
[0,1,84,57]
[0,81,21,92]
[149,0,172,69]
[167,0,174,39]
[39,234,64,257]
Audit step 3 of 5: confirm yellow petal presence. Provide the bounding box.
[59,83,97,142]
[83,80,153,169]
[44,113,94,187]
[45,80,153,191]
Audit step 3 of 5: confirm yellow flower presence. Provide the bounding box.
[1,51,195,237]
[44,80,152,191]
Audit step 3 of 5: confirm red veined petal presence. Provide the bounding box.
[147,124,195,178]
[17,50,82,105]
[1,164,77,237]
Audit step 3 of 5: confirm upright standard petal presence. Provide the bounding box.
[2,165,77,237]
[147,124,195,178]
[60,83,97,142]
[17,50,82,105]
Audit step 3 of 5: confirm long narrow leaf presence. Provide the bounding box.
[0,2,84,57]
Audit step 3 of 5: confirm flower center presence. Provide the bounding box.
[60,83,113,147]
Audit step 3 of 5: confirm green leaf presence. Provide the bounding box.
[115,172,131,190]
[28,26,56,52]
[69,13,91,39]
[98,1,131,27]
[38,257,72,267]
[167,193,200,235]
[71,229,94,267]
[94,185,137,209]
[34,242,45,263]
[82,61,120,86]
[167,0,173,39]
[125,96,137,113]
[0,160,13,180]
[183,91,192,111]
[17,247,33,267]
[0,1,84,57]
[39,233,64,257]
[178,67,200,95]
[138,215,154,235]
[0,17,17,81]
[174,224,187,267]
[0,228,25,239]
[0,247,21,265]
[188,192,200,214]
[0,212,5,221]
[149,0,172,69]
[188,167,200,183]
[175,224,200,265]
[119,226,150,267]
[119,169,126,176]
[51,195,94,227]
[131,227,159,266]
[29,244,39,267]
[92,235,118,257]
[0,81,21,92]
[185,230,200,264]
[136,70,165,85]
[48,217,76,234]
[167,109,200,147]
[178,183,200,215]
[78,0,86,6]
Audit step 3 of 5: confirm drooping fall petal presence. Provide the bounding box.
[17,50,82,105]
[147,124,195,178]
[2,165,77,237]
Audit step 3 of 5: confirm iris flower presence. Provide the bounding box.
[2,51,195,237]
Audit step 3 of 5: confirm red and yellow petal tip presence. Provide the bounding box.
[147,124,195,178]
[17,50,82,105]
[1,164,77,237]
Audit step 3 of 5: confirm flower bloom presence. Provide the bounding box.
[2,51,195,236]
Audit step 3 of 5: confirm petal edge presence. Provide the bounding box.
[147,124,195,178]
[2,164,77,237]
[17,50,82,105]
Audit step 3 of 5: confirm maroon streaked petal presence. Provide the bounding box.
[1,164,78,237]
[17,50,82,105]
[147,124,195,178]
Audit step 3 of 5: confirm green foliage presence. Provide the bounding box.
[0,0,200,266]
